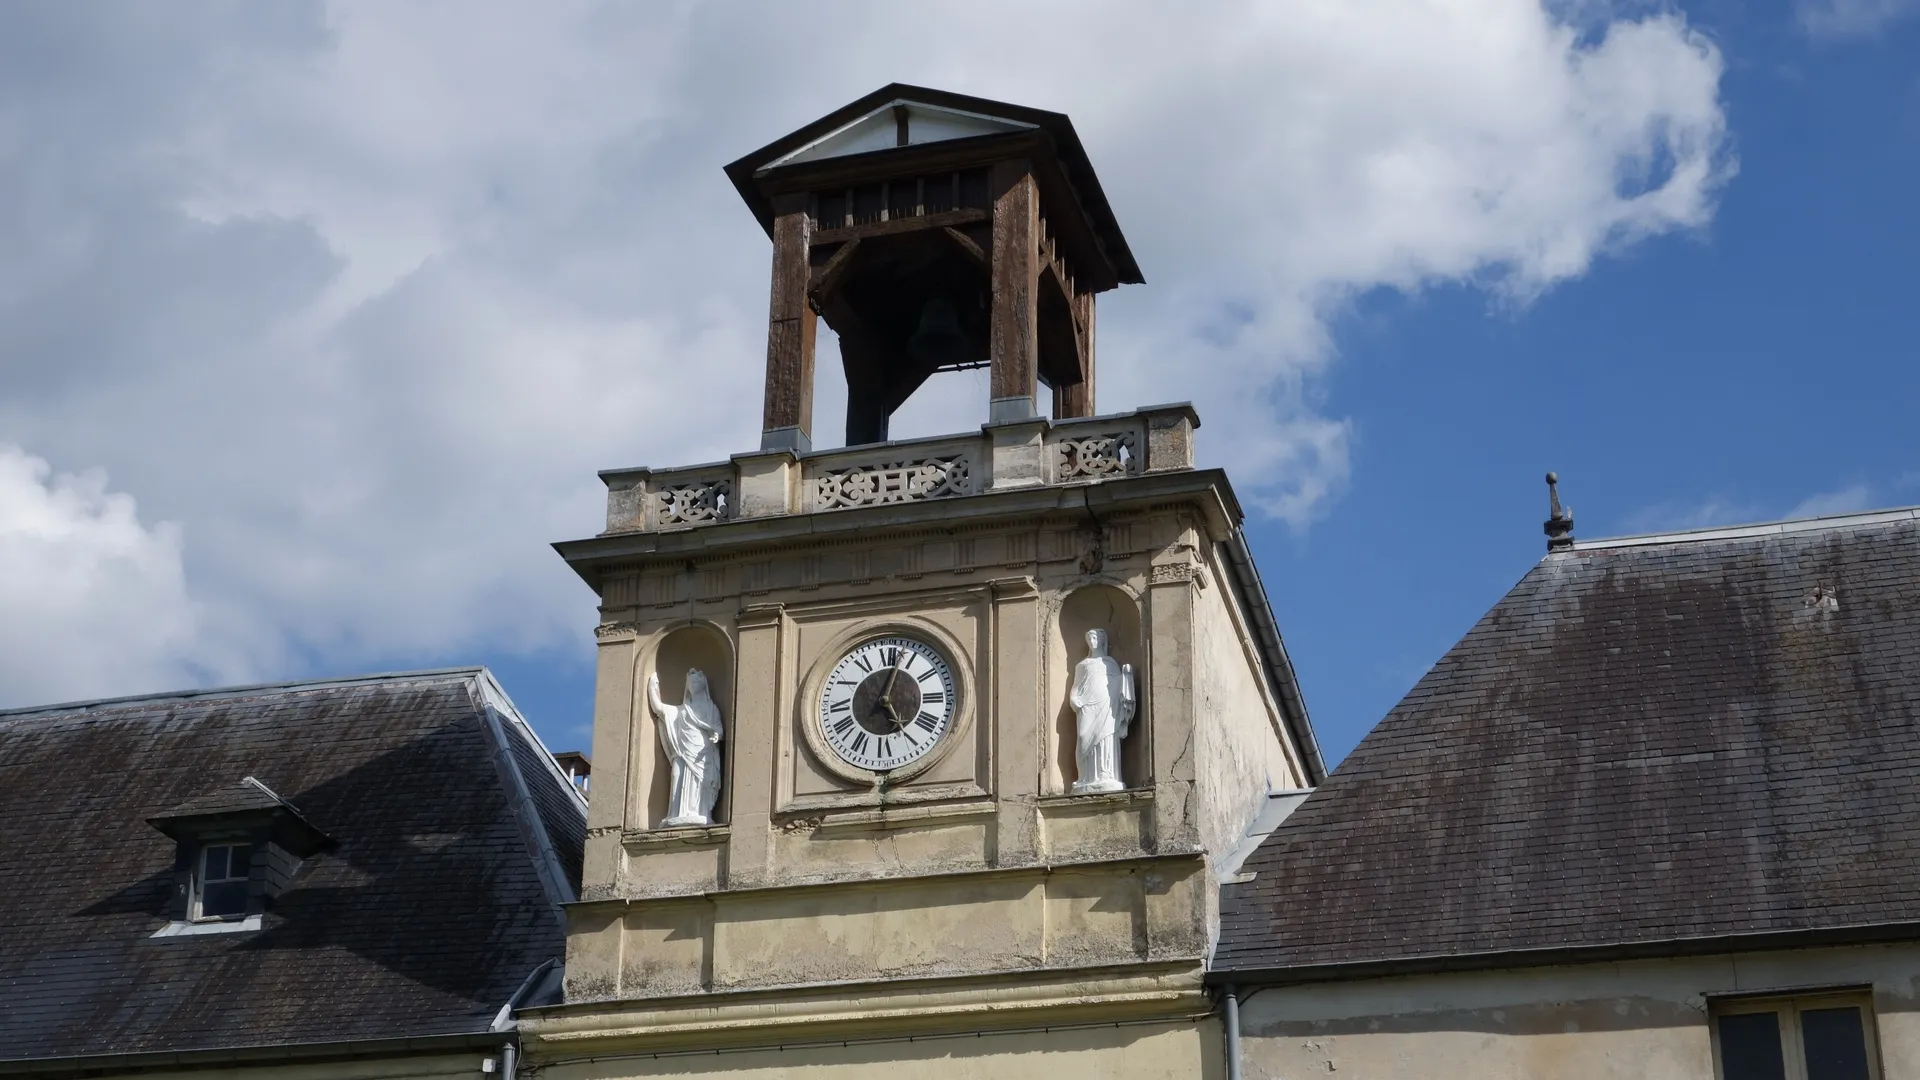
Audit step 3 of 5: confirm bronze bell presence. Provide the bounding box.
[906,296,967,369]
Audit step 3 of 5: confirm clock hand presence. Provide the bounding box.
[878,656,909,731]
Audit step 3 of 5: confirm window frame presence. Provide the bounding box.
[190,838,256,922]
[1711,988,1884,1080]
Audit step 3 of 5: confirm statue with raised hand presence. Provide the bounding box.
[648,668,724,827]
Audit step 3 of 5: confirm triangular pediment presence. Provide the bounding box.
[761,99,1036,173]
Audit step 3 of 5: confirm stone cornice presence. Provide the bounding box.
[518,959,1209,1060]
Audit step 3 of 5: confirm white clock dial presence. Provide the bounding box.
[818,636,956,772]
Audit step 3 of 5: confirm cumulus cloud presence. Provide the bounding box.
[1798,0,1919,38]
[0,1,1731,694]
[0,447,211,706]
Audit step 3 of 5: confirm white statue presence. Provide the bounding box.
[647,669,724,827]
[1070,628,1135,794]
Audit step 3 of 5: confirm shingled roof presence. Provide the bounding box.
[1214,507,1920,980]
[0,668,585,1064]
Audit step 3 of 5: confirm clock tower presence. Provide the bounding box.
[524,85,1324,1078]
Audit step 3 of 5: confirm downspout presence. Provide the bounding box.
[490,957,558,1080]
[1224,984,1243,1080]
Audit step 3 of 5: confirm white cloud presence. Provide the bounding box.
[0,1,1731,697]
[1618,483,1882,539]
[0,447,214,707]
[1619,495,1763,536]
[1798,0,1919,38]
[1787,483,1876,518]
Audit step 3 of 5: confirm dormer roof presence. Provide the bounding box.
[147,776,332,858]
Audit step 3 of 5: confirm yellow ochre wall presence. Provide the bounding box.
[1238,943,1920,1079]
[527,1018,1220,1080]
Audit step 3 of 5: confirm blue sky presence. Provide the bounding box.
[0,2,1913,769]
[1272,1,1920,762]
[479,3,1920,763]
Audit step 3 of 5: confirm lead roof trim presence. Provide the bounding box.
[0,667,490,719]
[1574,506,1920,551]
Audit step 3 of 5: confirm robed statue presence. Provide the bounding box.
[648,668,724,827]
[1070,628,1135,794]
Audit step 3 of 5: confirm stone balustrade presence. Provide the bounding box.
[598,403,1198,535]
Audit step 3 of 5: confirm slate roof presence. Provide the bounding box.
[1215,508,1920,977]
[0,668,585,1063]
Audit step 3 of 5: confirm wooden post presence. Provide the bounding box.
[1050,291,1096,419]
[761,193,815,452]
[988,160,1038,423]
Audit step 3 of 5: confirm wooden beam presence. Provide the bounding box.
[761,192,815,450]
[940,226,988,271]
[1053,291,1096,419]
[811,207,987,246]
[806,237,860,310]
[988,159,1039,420]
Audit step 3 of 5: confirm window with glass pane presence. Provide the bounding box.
[1713,993,1879,1080]
[196,842,253,919]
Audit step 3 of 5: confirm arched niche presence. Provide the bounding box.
[636,623,735,829]
[1049,584,1146,794]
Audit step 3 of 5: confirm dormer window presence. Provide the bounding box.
[146,776,331,937]
[195,842,254,920]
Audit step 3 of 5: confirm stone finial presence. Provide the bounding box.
[1544,472,1575,552]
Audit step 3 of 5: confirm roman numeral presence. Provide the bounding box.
[829,699,851,714]
[883,647,899,667]
[831,717,856,735]
[851,733,868,756]
[855,654,873,673]
[921,689,944,703]
[914,712,939,732]
[879,736,892,759]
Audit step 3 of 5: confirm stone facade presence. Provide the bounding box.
[1239,944,1920,1079]
[522,406,1314,1072]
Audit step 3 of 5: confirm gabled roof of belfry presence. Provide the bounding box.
[0,668,584,1063]
[724,83,1144,287]
[1214,506,1920,980]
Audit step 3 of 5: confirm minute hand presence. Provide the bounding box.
[879,657,908,727]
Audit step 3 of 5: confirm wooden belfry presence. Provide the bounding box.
[726,85,1143,451]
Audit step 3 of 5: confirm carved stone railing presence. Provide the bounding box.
[656,477,731,526]
[600,463,734,533]
[806,449,975,512]
[598,404,1197,535]
[1046,418,1147,483]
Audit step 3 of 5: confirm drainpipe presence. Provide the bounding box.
[1224,984,1243,1080]
[489,957,556,1080]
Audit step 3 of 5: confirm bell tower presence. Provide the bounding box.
[531,86,1323,1078]
[726,85,1142,450]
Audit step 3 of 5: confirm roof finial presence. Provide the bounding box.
[1544,472,1575,552]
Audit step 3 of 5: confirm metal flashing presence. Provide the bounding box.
[1206,919,1920,988]
[0,667,488,720]
[1574,506,1920,551]
[473,672,581,920]
[148,916,263,939]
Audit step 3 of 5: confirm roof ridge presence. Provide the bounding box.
[1572,505,1920,552]
[469,671,581,922]
[0,666,489,720]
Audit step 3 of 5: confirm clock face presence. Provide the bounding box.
[818,635,956,772]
